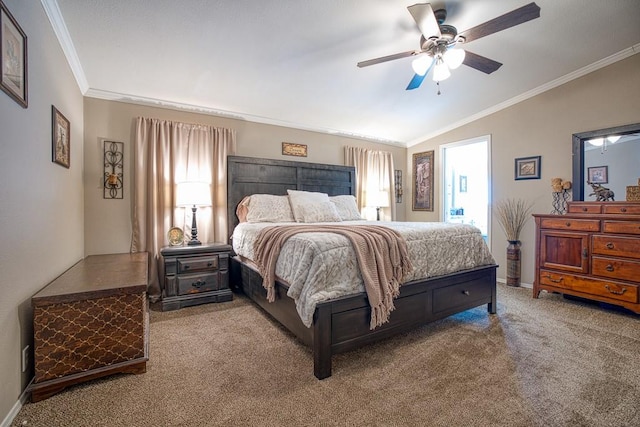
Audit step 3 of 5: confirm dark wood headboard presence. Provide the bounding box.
[226,155,356,240]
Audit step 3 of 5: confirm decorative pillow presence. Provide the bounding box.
[245,194,295,223]
[287,190,342,223]
[236,196,251,223]
[330,195,363,221]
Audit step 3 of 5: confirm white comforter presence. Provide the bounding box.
[232,221,495,327]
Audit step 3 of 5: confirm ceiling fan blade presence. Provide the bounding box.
[459,2,540,43]
[406,73,427,90]
[462,51,502,74]
[407,3,441,39]
[357,50,417,68]
[406,59,434,90]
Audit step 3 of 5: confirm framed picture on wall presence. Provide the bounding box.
[587,165,608,184]
[52,105,70,168]
[514,156,541,180]
[0,1,28,108]
[412,150,434,211]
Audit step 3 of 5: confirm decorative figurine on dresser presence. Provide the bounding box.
[533,201,640,313]
[160,243,233,311]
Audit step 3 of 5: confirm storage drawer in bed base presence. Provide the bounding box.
[231,257,497,380]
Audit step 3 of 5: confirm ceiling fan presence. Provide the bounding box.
[357,2,541,91]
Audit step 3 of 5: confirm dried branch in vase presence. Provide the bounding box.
[496,198,533,242]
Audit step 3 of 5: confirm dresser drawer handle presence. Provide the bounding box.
[565,222,571,227]
[581,207,588,212]
[604,285,626,295]
[620,208,627,213]
[605,264,614,272]
[184,265,190,270]
[542,274,563,284]
[192,280,206,288]
[462,290,470,296]
[606,242,614,250]
[207,262,213,267]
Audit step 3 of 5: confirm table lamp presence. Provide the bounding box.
[367,190,389,221]
[176,181,212,245]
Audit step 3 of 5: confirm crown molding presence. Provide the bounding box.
[406,44,640,147]
[83,88,406,147]
[41,0,89,93]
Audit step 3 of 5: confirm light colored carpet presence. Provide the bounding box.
[12,283,640,426]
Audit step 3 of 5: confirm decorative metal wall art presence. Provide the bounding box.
[103,140,123,199]
[394,169,403,203]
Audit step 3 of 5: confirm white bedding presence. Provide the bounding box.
[232,220,496,327]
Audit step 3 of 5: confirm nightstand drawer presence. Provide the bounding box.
[178,255,218,273]
[177,273,219,295]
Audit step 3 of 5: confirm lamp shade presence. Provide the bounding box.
[367,190,390,208]
[411,55,432,76]
[443,48,465,69]
[432,58,451,82]
[176,181,212,207]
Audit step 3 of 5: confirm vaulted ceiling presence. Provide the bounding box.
[47,0,640,147]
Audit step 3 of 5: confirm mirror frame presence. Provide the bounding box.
[572,122,640,201]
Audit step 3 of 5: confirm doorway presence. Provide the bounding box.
[440,136,491,245]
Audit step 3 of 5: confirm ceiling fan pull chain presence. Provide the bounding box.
[437,81,441,95]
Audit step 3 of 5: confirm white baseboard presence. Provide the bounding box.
[1,379,32,427]
[497,277,532,289]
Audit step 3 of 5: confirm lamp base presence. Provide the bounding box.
[187,239,202,246]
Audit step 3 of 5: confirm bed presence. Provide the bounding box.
[227,155,497,379]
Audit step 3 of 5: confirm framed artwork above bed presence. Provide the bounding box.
[412,150,434,211]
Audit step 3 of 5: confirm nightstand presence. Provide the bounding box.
[160,242,233,311]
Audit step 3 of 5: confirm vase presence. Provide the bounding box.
[506,240,521,287]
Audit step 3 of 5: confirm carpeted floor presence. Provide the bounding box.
[12,283,640,427]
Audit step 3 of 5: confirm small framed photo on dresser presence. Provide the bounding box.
[587,166,608,184]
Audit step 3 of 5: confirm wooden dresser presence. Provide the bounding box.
[533,201,640,313]
[29,253,149,401]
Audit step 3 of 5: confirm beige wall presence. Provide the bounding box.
[0,0,84,422]
[83,98,407,255]
[407,53,640,286]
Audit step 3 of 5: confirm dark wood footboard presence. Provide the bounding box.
[231,257,497,379]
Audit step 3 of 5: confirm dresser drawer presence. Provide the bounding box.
[539,218,600,232]
[539,269,638,303]
[602,220,640,235]
[592,235,640,259]
[177,273,219,295]
[592,256,640,283]
[178,255,218,273]
[567,203,602,214]
[602,204,640,215]
[432,279,493,314]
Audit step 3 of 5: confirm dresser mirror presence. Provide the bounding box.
[572,123,640,201]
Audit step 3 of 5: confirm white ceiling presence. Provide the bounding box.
[46,0,640,147]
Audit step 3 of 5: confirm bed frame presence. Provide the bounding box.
[227,155,497,379]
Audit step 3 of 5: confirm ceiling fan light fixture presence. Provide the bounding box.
[432,58,450,82]
[607,135,621,143]
[443,48,465,69]
[411,55,432,76]
[588,138,604,147]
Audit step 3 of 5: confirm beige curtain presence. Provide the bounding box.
[131,117,236,299]
[344,146,396,221]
